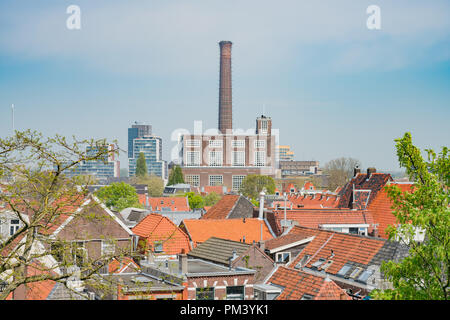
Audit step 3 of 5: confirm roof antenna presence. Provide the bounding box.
[11,104,15,132]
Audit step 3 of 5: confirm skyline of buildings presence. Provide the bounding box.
[63,144,120,181]
[128,127,167,181]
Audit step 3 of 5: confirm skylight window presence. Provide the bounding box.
[311,258,326,269]
[294,254,310,269]
[301,294,314,300]
[337,263,352,277]
[349,267,363,279]
[357,269,374,283]
[319,260,333,270]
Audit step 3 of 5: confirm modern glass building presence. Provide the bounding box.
[128,135,167,179]
[128,122,152,158]
[64,144,120,181]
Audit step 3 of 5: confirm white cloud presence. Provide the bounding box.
[0,0,449,76]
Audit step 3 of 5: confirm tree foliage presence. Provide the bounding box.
[323,157,361,191]
[203,192,221,207]
[184,192,204,210]
[96,182,142,212]
[168,165,185,186]
[372,132,449,300]
[131,175,165,197]
[239,175,276,200]
[0,130,130,300]
[135,152,148,178]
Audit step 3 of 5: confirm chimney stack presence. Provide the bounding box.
[353,165,361,177]
[218,41,233,134]
[179,249,188,274]
[367,167,376,176]
[258,190,265,220]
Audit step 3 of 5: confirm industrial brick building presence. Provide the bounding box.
[180,41,277,191]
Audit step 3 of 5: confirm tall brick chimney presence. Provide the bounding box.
[218,41,233,134]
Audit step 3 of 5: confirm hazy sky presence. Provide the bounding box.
[0,0,449,172]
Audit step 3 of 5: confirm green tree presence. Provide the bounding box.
[0,130,129,300]
[239,175,276,200]
[372,133,449,300]
[323,157,361,191]
[135,152,148,178]
[131,175,165,197]
[203,192,221,207]
[96,182,142,211]
[185,192,204,210]
[168,165,184,186]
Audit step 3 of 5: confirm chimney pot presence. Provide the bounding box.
[367,167,377,179]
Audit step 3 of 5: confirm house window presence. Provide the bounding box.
[358,228,367,236]
[209,140,223,148]
[186,140,200,147]
[254,140,266,149]
[72,242,87,267]
[186,151,200,166]
[254,151,266,167]
[232,175,246,192]
[101,241,115,256]
[260,120,268,134]
[349,227,359,235]
[185,175,200,187]
[153,241,163,253]
[231,140,245,148]
[276,252,291,263]
[226,286,245,300]
[232,151,245,166]
[208,151,223,166]
[196,287,215,300]
[209,175,223,186]
[9,219,20,236]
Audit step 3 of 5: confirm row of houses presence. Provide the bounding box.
[0,168,416,300]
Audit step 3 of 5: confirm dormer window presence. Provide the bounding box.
[276,252,291,264]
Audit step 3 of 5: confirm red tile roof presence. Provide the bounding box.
[202,186,226,195]
[181,218,274,246]
[286,193,340,209]
[201,194,240,219]
[138,196,190,212]
[368,183,415,239]
[132,213,191,255]
[264,229,317,251]
[338,173,393,208]
[303,181,315,191]
[288,227,386,276]
[23,261,58,300]
[268,266,350,300]
[273,209,374,232]
[108,257,140,274]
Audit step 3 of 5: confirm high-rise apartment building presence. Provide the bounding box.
[64,144,120,181]
[128,122,152,158]
[128,125,167,180]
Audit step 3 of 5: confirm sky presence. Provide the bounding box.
[0,0,449,172]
